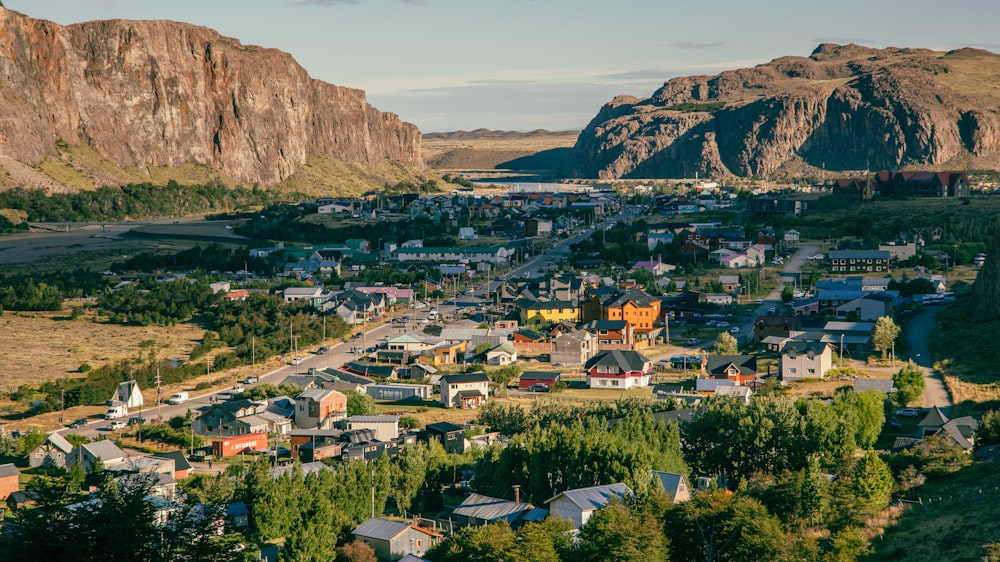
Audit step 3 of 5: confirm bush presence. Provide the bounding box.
[78,363,93,373]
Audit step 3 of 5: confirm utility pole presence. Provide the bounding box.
[371,469,376,518]
[156,367,162,423]
[60,389,64,426]
[252,336,256,370]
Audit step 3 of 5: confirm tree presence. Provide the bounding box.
[477,401,529,436]
[426,522,517,562]
[850,449,894,517]
[347,392,378,416]
[713,331,739,355]
[336,541,377,562]
[577,499,669,562]
[892,361,925,407]
[977,409,1000,450]
[513,517,575,562]
[871,316,901,359]
[781,284,794,302]
[664,491,785,562]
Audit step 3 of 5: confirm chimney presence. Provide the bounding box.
[658,254,662,264]
[512,484,521,504]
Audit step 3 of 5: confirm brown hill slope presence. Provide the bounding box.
[422,129,578,172]
[0,7,423,192]
[572,44,1000,179]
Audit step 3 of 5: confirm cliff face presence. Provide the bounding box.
[573,44,1000,179]
[0,8,423,188]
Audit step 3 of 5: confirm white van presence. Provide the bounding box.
[167,391,189,405]
[105,404,128,419]
[427,310,438,321]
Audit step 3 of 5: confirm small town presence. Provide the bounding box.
[0,167,997,561]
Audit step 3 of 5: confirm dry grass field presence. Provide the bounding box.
[0,308,204,394]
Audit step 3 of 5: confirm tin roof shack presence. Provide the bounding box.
[352,518,441,561]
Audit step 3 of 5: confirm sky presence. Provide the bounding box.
[7,1,1000,133]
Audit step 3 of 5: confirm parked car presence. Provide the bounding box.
[888,417,903,429]
[68,418,88,429]
[717,321,730,328]
[128,416,147,426]
[730,326,740,334]
[687,338,701,345]
[896,408,921,418]
[107,420,127,431]
[244,375,259,384]
[528,383,550,393]
[232,384,245,395]
[316,346,329,354]
[290,357,303,365]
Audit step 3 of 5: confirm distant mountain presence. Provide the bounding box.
[0,7,423,192]
[572,44,1000,179]
[422,129,578,173]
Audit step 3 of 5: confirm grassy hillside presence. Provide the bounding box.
[867,461,1000,561]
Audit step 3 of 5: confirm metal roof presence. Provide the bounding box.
[0,463,19,478]
[453,493,534,522]
[545,482,632,511]
[353,518,410,541]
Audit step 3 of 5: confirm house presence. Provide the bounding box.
[153,450,194,480]
[582,319,635,349]
[458,227,478,240]
[753,316,802,343]
[341,416,400,442]
[67,440,127,472]
[518,371,561,390]
[935,416,979,451]
[584,350,653,389]
[651,471,691,504]
[704,355,758,385]
[27,432,74,468]
[110,380,144,409]
[295,389,348,429]
[630,255,675,276]
[552,329,597,366]
[780,341,833,381]
[828,250,890,273]
[452,493,542,528]
[485,343,518,366]
[525,217,553,237]
[595,288,662,331]
[517,299,579,331]
[784,229,800,242]
[715,384,754,404]
[719,275,741,293]
[192,399,268,437]
[352,518,441,561]
[366,383,434,402]
[544,483,632,529]
[424,421,466,454]
[854,379,895,398]
[289,429,343,461]
[439,372,491,409]
[719,252,750,269]
[835,293,895,321]
[0,463,18,501]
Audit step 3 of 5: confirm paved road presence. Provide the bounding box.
[907,306,951,413]
[57,308,437,440]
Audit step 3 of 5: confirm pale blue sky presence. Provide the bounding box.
[8,1,1000,132]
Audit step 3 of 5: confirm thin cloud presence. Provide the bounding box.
[811,36,876,46]
[292,0,425,5]
[672,41,724,50]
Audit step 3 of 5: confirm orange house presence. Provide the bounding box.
[602,289,661,331]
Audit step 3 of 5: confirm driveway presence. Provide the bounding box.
[907,307,951,413]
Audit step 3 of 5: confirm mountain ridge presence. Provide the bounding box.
[0,7,424,192]
[572,43,1000,179]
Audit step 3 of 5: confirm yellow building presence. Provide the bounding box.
[518,299,580,330]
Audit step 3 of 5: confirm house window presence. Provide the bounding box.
[808,368,816,374]
[789,368,797,373]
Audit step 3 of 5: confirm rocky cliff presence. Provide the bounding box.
[573,44,1000,179]
[0,8,423,190]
